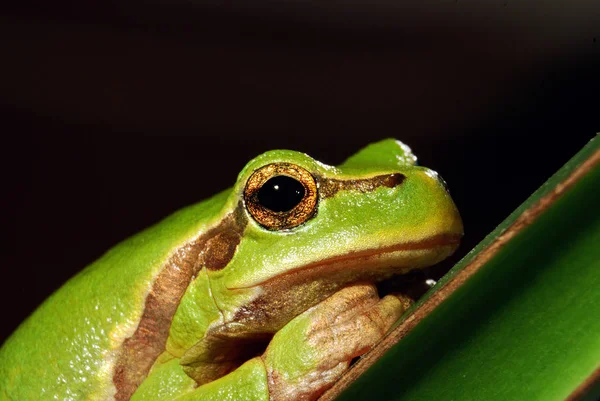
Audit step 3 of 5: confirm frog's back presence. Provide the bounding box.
[0,190,230,401]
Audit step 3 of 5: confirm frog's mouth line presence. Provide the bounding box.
[229,233,462,290]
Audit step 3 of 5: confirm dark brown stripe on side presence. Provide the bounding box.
[203,208,247,271]
[319,173,405,198]
[113,208,247,400]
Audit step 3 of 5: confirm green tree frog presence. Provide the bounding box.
[0,139,463,401]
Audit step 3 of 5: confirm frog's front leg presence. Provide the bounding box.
[262,282,411,401]
[132,283,410,401]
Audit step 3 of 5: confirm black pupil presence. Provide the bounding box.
[257,175,306,212]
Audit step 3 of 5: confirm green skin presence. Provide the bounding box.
[0,139,463,401]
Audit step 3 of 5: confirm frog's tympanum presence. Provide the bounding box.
[0,139,463,401]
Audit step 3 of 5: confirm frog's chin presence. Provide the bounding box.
[230,232,462,290]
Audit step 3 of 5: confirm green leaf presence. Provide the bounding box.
[323,135,600,401]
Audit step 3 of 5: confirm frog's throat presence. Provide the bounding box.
[227,232,462,290]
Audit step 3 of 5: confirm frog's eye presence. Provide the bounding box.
[244,163,318,230]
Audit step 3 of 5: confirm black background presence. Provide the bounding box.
[1,1,599,344]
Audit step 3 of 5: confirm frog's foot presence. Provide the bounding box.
[262,283,412,401]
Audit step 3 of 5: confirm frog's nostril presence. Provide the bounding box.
[437,175,451,194]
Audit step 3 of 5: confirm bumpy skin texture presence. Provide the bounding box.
[0,139,463,401]
[0,190,231,401]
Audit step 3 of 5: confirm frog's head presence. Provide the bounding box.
[207,139,463,332]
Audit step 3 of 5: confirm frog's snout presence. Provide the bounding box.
[436,174,451,194]
[418,168,464,241]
